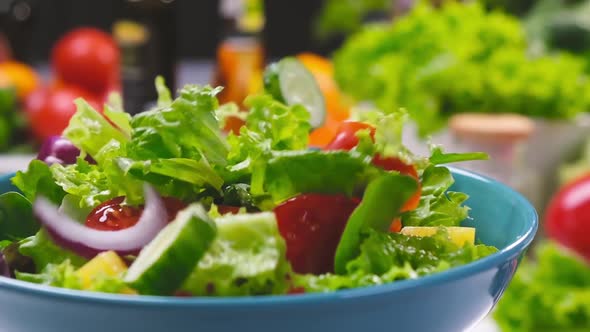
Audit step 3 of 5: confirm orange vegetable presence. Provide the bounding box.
[0,61,40,99]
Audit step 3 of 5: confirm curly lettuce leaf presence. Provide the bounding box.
[12,160,65,205]
[181,212,289,296]
[227,94,311,172]
[252,150,379,204]
[18,229,87,272]
[128,84,228,166]
[334,1,590,135]
[494,241,590,332]
[64,99,129,163]
[297,228,496,293]
[16,259,81,289]
[402,165,470,227]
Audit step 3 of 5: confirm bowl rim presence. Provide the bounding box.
[0,167,538,307]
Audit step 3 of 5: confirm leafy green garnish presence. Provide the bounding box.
[297,229,497,293]
[15,259,127,294]
[402,165,470,227]
[334,173,418,274]
[12,160,65,205]
[18,229,87,271]
[428,146,489,165]
[16,260,82,289]
[181,212,290,296]
[495,241,590,332]
[252,150,378,204]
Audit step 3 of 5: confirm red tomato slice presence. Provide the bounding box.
[274,194,360,274]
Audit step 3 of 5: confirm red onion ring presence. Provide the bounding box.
[34,185,168,258]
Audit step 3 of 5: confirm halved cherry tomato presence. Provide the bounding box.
[324,121,421,213]
[324,121,375,151]
[85,196,187,231]
[274,194,360,274]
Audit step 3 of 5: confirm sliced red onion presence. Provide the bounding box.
[34,185,168,258]
[37,135,96,165]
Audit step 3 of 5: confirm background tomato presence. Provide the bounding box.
[0,61,40,99]
[51,28,120,95]
[545,174,590,261]
[24,85,102,142]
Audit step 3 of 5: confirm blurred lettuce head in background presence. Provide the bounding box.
[332,1,590,136]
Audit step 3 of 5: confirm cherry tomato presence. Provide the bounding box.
[324,121,421,212]
[324,121,375,151]
[274,194,360,274]
[52,28,120,94]
[85,196,187,231]
[545,174,590,261]
[24,85,102,142]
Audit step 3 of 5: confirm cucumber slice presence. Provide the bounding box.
[124,204,216,295]
[264,57,326,128]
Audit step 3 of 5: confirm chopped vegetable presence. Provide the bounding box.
[400,226,475,247]
[125,204,216,295]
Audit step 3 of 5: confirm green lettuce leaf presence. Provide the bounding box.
[252,150,379,204]
[64,99,129,163]
[15,258,127,294]
[181,212,289,296]
[227,94,311,173]
[333,1,590,135]
[297,228,497,293]
[18,229,87,272]
[12,160,65,204]
[402,165,470,227]
[127,84,228,166]
[16,260,82,289]
[0,192,39,242]
[49,159,115,209]
[494,241,590,332]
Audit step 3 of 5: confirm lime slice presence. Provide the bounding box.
[264,57,326,128]
[124,204,217,295]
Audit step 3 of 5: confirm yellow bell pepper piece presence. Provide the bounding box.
[76,251,137,294]
[400,226,476,247]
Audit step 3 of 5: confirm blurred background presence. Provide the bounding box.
[2,1,590,330]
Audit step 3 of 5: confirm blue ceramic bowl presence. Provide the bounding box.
[0,169,537,332]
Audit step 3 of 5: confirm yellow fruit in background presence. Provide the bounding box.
[0,60,40,99]
[400,226,476,247]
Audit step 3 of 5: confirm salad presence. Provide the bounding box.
[0,58,495,296]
